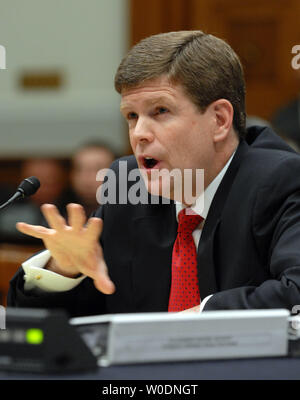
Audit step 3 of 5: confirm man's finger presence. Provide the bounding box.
[86,217,103,241]
[94,275,115,295]
[180,305,200,313]
[16,222,51,239]
[41,204,66,231]
[93,258,115,295]
[67,203,86,231]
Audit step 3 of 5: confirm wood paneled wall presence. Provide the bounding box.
[130,0,300,120]
[130,0,194,45]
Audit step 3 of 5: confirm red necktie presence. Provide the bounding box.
[168,208,203,312]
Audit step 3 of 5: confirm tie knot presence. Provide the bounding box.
[177,208,203,234]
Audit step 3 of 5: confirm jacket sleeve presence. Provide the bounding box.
[7,267,107,318]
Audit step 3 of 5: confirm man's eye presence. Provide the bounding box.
[127,112,138,120]
[155,107,168,115]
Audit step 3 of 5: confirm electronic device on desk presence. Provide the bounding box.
[1,307,300,373]
[0,308,97,373]
[71,309,292,366]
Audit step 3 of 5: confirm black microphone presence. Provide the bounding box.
[0,176,41,211]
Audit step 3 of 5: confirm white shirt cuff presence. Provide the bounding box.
[199,294,213,312]
[22,249,86,293]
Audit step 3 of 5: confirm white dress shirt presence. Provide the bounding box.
[22,153,235,310]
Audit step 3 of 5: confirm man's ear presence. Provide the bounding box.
[210,99,234,143]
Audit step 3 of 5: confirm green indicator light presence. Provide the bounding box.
[26,329,44,345]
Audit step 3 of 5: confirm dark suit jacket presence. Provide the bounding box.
[8,126,300,317]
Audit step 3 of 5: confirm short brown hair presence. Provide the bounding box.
[115,30,246,137]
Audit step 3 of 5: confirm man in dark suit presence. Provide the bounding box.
[7,31,300,317]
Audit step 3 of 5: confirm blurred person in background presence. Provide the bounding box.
[271,95,300,151]
[271,68,300,150]
[0,158,68,244]
[22,158,67,209]
[67,141,116,216]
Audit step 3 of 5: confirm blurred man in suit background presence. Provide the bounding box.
[67,141,116,217]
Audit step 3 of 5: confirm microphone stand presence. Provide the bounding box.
[0,176,40,211]
[0,191,24,211]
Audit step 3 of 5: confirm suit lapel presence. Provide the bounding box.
[197,139,249,299]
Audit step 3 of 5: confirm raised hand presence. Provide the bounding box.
[16,203,115,294]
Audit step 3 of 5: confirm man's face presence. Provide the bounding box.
[120,76,216,203]
[22,160,65,205]
[71,147,114,204]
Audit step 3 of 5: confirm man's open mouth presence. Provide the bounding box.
[143,156,159,169]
